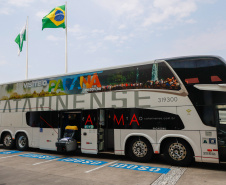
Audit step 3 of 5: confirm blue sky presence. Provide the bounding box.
[1,0,226,84]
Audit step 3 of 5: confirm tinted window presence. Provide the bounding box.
[195,106,216,127]
[26,111,59,128]
[99,61,181,92]
[167,58,226,85]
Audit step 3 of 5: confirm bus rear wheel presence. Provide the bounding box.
[3,133,14,149]
[128,138,153,162]
[16,133,28,151]
[164,139,193,166]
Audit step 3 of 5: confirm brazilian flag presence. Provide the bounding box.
[42,5,66,30]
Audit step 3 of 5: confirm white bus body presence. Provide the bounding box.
[0,56,225,166]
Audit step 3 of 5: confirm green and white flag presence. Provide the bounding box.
[15,24,26,56]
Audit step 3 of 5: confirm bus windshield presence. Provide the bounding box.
[166,57,226,85]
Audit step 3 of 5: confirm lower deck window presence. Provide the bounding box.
[26,111,59,128]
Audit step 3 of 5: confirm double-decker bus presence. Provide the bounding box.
[0,55,225,166]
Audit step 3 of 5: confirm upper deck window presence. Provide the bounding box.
[98,61,181,92]
[167,57,226,85]
[0,61,182,100]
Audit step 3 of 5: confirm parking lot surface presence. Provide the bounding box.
[0,145,225,185]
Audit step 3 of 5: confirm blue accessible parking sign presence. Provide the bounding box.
[0,151,22,155]
[109,163,170,174]
[19,153,59,160]
[58,158,108,166]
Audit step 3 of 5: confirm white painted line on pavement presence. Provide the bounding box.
[151,166,186,185]
[0,154,20,159]
[85,160,118,173]
[32,158,60,166]
[0,153,31,160]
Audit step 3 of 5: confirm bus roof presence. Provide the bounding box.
[162,55,224,63]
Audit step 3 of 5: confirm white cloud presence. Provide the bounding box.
[0,7,12,15]
[46,35,62,41]
[118,25,126,30]
[76,35,88,40]
[104,35,119,42]
[36,11,48,19]
[165,28,226,57]
[196,0,216,3]
[68,24,82,34]
[104,34,134,43]
[0,60,7,66]
[92,0,144,18]
[143,0,197,26]
[0,0,34,15]
[68,24,87,40]
[92,0,199,31]
[8,0,34,7]
[185,19,197,24]
[92,29,105,34]
[86,42,104,53]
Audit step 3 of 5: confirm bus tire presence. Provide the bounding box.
[16,133,28,151]
[3,133,14,149]
[128,137,153,162]
[164,139,193,166]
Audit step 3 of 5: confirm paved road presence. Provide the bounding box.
[0,146,225,185]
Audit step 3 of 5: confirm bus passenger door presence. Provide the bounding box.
[216,108,226,162]
[99,109,115,152]
[59,111,82,140]
[81,110,98,154]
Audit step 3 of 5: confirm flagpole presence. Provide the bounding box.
[26,16,28,79]
[65,2,68,73]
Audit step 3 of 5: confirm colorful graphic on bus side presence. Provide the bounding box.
[0,62,181,100]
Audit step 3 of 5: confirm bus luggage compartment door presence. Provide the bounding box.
[217,108,226,161]
[40,128,58,150]
[81,128,98,154]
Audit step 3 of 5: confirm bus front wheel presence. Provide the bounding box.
[16,133,28,151]
[3,133,14,149]
[128,137,153,162]
[164,139,193,166]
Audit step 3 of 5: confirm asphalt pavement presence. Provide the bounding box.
[0,145,225,185]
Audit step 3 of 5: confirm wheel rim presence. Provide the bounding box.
[18,136,27,148]
[4,135,12,147]
[132,140,148,157]
[168,142,186,161]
